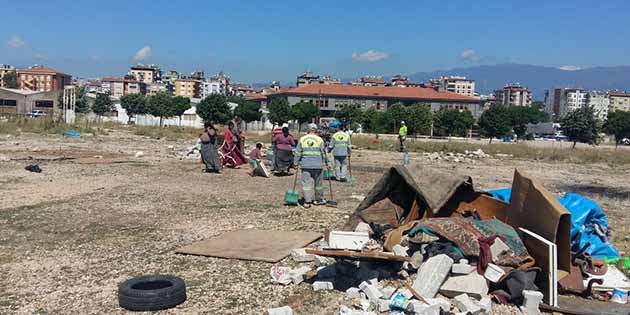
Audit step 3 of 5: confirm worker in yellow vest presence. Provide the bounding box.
[329,126,351,182]
[398,121,408,152]
[294,124,328,208]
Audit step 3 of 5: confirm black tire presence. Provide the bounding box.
[118,275,186,311]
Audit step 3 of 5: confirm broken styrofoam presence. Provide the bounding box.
[359,281,382,302]
[267,306,293,315]
[412,254,454,298]
[440,273,489,299]
[328,231,370,250]
[521,290,543,315]
[453,294,481,314]
[291,248,315,262]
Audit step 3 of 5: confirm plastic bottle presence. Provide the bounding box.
[403,150,410,165]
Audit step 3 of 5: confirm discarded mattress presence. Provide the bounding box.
[488,189,619,259]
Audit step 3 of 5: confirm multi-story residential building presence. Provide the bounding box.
[351,76,386,87]
[162,70,180,83]
[586,91,610,120]
[147,82,169,95]
[202,81,223,98]
[296,70,341,87]
[0,64,16,87]
[174,78,202,99]
[565,88,587,114]
[609,92,630,112]
[389,75,421,88]
[272,84,483,119]
[16,66,72,92]
[101,77,146,99]
[494,83,532,107]
[231,84,257,96]
[436,76,475,97]
[129,64,161,85]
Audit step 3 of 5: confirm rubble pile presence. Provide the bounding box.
[422,149,490,163]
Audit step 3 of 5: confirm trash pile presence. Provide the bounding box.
[422,149,490,163]
[270,165,627,315]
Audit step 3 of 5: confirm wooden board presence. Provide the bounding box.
[520,227,558,307]
[176,230,321,263]
[305,248,411,262]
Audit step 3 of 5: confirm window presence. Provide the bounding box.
[1,99,17,106]
[35,100,54,108]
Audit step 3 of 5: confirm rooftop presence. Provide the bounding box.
[17,66,69,76]
[609,92,630,97]
[101,77,140,83]
[275,84,480,102]
[0,87,50,96]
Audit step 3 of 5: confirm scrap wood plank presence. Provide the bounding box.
[176,229,321,263]
[541,295,630,315]
[305,248,411,262]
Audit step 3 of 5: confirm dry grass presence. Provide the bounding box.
[0,116,99,136]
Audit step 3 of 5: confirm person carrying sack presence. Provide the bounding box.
[294,123,327,208]
[329,126,351,182]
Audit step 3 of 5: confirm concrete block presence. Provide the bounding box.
[452,263,475,275]
[477,296,492,312]
[483,263,505,283]
[315,255,335,266]
[291,248,315,262]
[360,292,367,300]
[392,244,409,257]
[267,306,293,315]
[412,254,454,298]
[354,222,372,233]
[424,297,452,311]
[521,290,543,315]
[359,281,382,302]
[440,273,489,299]
[317,265,337,279]
[409,302,440,315]
[290,266,312,284]
[346,287,361,299]
[490,238,510,261]
[453,294,481,314]
[409,251,423,269]
[378,299,390,312]
[313,281,334,291]
[380,286,396,299]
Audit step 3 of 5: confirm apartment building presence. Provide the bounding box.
[0,64,15,87]
[586,91,609,120]
[609,92,630,112]
[17,66,72,92]
[129,64,161,85]
[436,76,475,97]
[351,76,386,87]
[296,70,341,86]
[494,84,532,107]
[174,79,202,98]
[101,77,146,99]
[564,88,587,115]
[389,75,421,88]
[202,81,223,98]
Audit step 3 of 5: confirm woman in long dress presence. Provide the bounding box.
[273,126,296,175]
[221,121,247,168]
[200,122,221,173]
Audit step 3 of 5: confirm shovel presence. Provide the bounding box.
[346,155,354,184]
[324,161,338,208]
[284,167,300,206]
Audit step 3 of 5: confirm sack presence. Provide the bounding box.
[200,132,211,144]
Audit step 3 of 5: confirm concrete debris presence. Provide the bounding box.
[380,286,396,299]
[424,297,452,311]
[329,231,370,250]
[423,149,490,163]
[483,263,506,283]
[453,294,481,314]
[378,299,390,312]
[451,262,475,275]
[440,273,489,299]
[476,296,492,313]
[315,255,335,266]
[358,281,382,302]
[345,287,361,299]
[271,265,312,286]
[490,238,511,261]
[520,290,543,315]
[339,305,374,315]
[267,306,294,315]
[354,222,372,234]
[395,288,413,299]
[291,266,312,285]
[412,254,454,298]
[392,244,409,257]
[313,281,334,291]
[291,248,315,262]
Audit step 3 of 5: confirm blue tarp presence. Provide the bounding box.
[488,188,619,259]
[328,120,341,128]
[63,131,81,137]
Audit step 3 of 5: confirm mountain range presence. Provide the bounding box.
[407,64,630,100]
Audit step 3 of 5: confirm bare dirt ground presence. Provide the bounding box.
[1,130,630,315]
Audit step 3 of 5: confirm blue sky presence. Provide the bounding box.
[2,0,630,84]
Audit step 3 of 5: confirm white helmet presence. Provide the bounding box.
[308,123,318,131]
[401,121,406,125]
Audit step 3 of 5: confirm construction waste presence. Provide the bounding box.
[271,165,627,315]
[422,149,490,163]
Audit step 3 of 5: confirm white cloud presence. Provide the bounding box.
[558,65,581,71]
[460,48,481,62]
[7,35,26,48]
[34,53,48,60]
[133,46,152,61]
[351,50,390,62]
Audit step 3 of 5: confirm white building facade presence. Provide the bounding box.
[586,91,609,121]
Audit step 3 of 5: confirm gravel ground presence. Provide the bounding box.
[1,131,629,315]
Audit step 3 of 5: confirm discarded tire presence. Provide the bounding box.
[118,275,186,311]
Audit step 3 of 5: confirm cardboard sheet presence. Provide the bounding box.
[175,229,322,263]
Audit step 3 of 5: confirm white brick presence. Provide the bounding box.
[345,287,361,299]
[313,281,334,291]
[291,248,315,262]
[490,238,510,261]
[440,273,489,299]
[521,290,543,315]
[267,306,293,315]
[477,296,492,312]
[453,294,481,314]
[452,263,475,275]
[412,254,454,298]
[359,281,382,302]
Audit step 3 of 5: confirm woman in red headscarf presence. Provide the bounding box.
[220,121,247,168]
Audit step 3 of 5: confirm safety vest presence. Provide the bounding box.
[331,131,350,157]
[297,134,325,169]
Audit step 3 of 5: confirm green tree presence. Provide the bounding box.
[604,111,630,148]
[361,108,393,134]
[2,71,17,88]
[507,106,548,140]
[387,103,407,132]
[146,91,175,126]
[92,93,114,121]
[291,100,319,133]
[120,93,146,124]
[234,101,262,130]
[335,105,363,125]
[267,97,292,126]
[172,96,191,126]
[479,105,511,144]
[434,109,474,139]
[74,86,90,114]
[406,104,433,135]
[196,94,232,124]
[561,106,599,148]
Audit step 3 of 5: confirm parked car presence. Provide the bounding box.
[622,138,630,145]
[25,110,47,118]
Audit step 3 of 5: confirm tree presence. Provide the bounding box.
[146,91,176,126]
[406,104,433,135]
[92,93,114,121]
[478,105,511,144]
[197,94,232,124]
[2,71,17,88]
[361,108,392,134]
[234,101,262,130]
[561,106,599,148]
[335,106,363,125]
[172,96,191,126]
[434,109,474,138]
[604,111,630,148]
[267,97,292,126]
[387,103,407,132]
[291,100,319,133]
[74,86,90,114]
[507,106,548,141]
[120,93,147,124]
